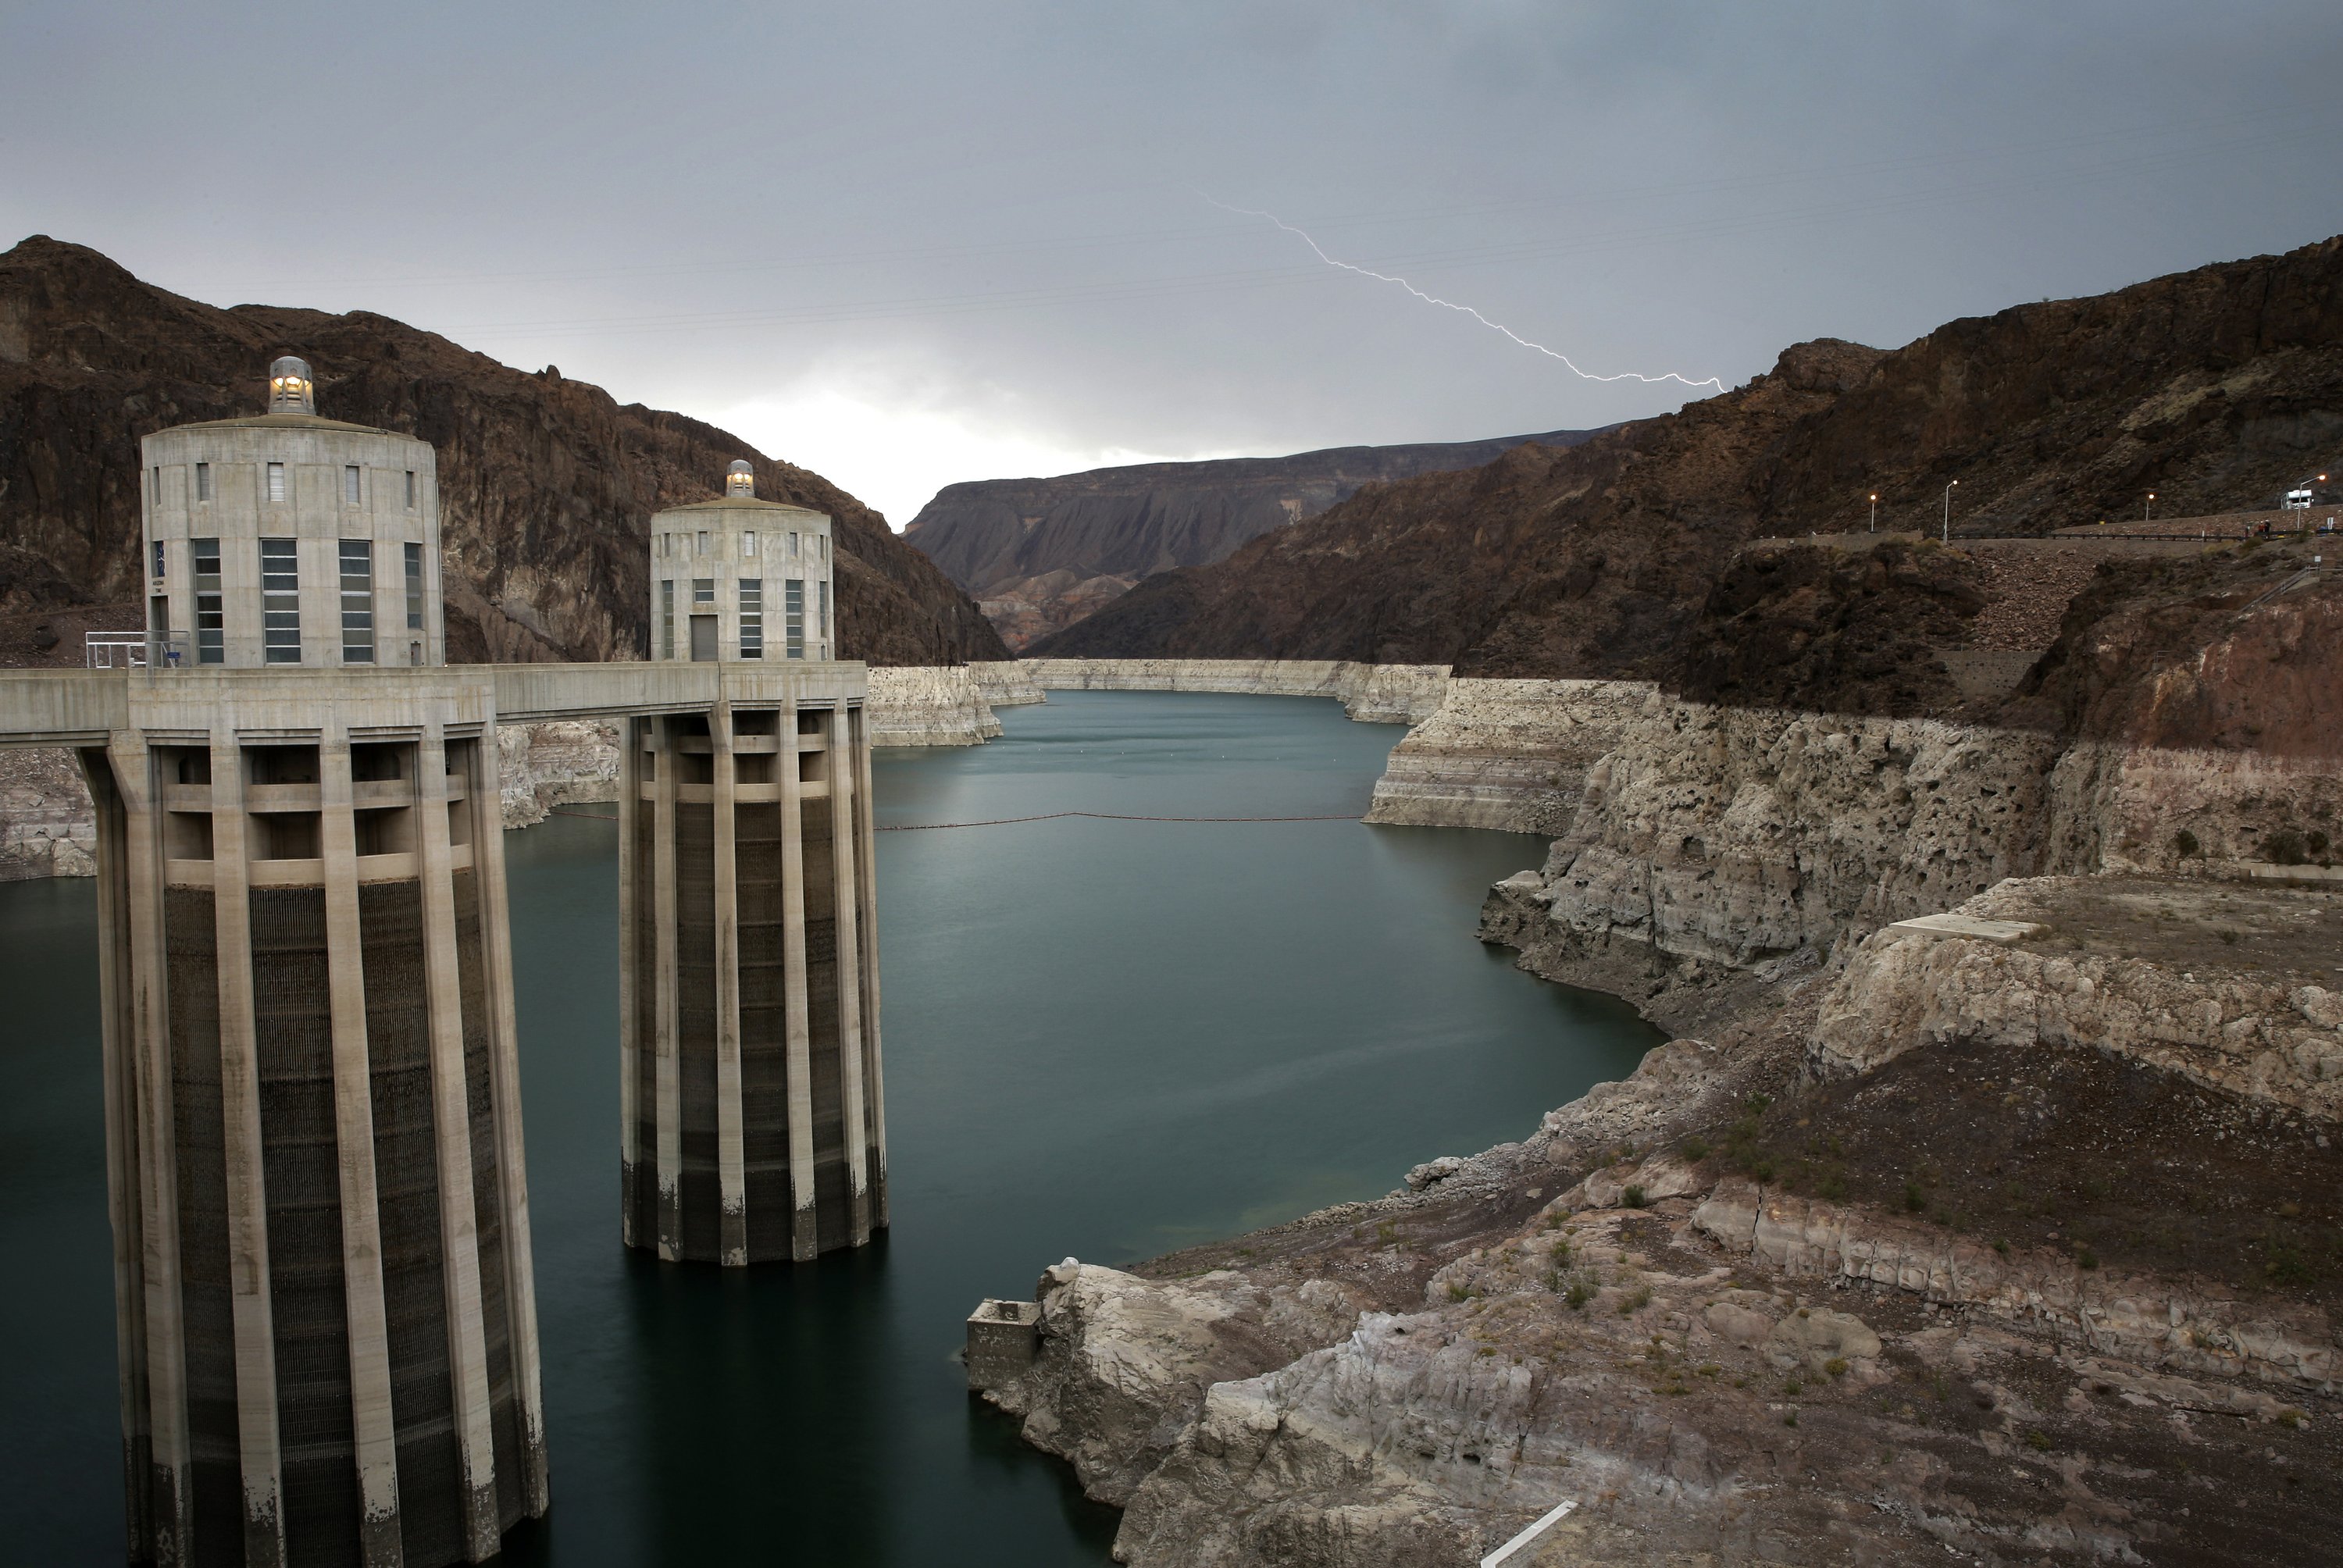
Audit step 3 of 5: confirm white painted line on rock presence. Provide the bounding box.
[1482,1498,1578,1566]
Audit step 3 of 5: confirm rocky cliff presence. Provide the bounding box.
[903,430,1601,649]
[0,235,1007,668]
[972,480,2343,1562]
[1030,234,2343,678]
[1020,657,1450,724]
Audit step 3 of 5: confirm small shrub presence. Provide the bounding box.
[2309,830,2332,857]
[1565,1279,1594,1311]
[2220,929,2239,946]
[1622,1185,1648,1210]
[1818,1171,1849,1203]
[1751,1157,1777,1184]
[1824,1357,1849,1379]
[2266,1244,2316,1287]
[1992,1237,2011,1256]
[2024,1430,2053,1452]
[1904,1181,1928,1213]
[2278,1409,2305,1430]
[1696,1363,1721,1377]
[1784,1378,1803,1395]
[2077,1246,2099,1270]
[1617,1285,1652,1315]
[1783,1411,1799,1427]
[1680,1135,1710,1162]
[2265,829,2309,866]
[1375,1221,1399,1245]
[1550,1237,1573,1265]
[2172,829,2200,858]
[1446,1281,1471,1303]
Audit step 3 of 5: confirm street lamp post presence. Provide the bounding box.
[1942,479,1958,543]
[2145,491,2156,523]
[1869,492,1878,533]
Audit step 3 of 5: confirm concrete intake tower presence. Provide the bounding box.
[0,360,895,1564]
[623,461,887,1263]
[104,358,547,1565]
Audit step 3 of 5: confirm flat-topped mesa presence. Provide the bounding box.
[649,459,834,663]
[142,354,448,668]
[621,465,886,1266]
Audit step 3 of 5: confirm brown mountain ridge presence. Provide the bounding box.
[0,235,1008,667]
[1029,234,2343,680]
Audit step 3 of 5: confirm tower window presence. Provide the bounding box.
[150,466,161,504]
[195,461,211,501]
[152,540,166,579]
[405,542,424,633]
[697,530,709,556]
[340,540,375,663]
[344,465,362,505]
[739,579,763,658]
[266,461,287,503]
[692,578,714,606]
[784,579,804,660]
[405,470,416,510]
[261,536,300,662]
[789,530,800,559]
[743,531,758,557]
[193,538,223,665]
[818,578,830,643]
[660,579,675,659]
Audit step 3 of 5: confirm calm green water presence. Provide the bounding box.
[0,690,1657,1563]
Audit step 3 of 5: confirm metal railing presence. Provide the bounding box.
[85,629,194,670]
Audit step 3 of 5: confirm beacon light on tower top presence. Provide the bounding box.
[267,354,316,415]
[727,458,756,497]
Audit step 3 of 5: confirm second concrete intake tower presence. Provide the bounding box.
[621,460,886,1263]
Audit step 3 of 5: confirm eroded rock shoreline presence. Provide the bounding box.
[947,655,2342,1566]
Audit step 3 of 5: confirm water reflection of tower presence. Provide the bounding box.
[98,355,546,1564]
[622,460,887,1264]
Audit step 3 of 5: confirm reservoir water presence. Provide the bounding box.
[0,690,1658,1563]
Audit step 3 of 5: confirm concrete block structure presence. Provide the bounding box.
[0,363,889,1562]
[140,358,446,669]
[964,1299,1041,1390]
[621,467,886,1264]
[647,460,834,663]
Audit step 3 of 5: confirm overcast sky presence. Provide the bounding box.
[5,2,2339,524]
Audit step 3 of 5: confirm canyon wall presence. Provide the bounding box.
[903,429,1600,649]
[1020,657,1450,724]
[865,666,1004,747]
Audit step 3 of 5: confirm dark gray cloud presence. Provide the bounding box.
[5,1,2338,520]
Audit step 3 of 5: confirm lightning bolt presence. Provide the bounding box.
[1203,194,1725,394]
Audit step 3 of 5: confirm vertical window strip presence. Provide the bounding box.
[266,461,287,503]
[784,578,804,660]
[405,469,416,510]
[261,536,301,663]
[660,579,675,659]
[193,538,224,665]
[405,542,424,633]
[196,461,211,501]
[818,579,830,651]
[344,465,362,506]
[739,579,763,658]
[152,540,166,578]
[340,539,375,663]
